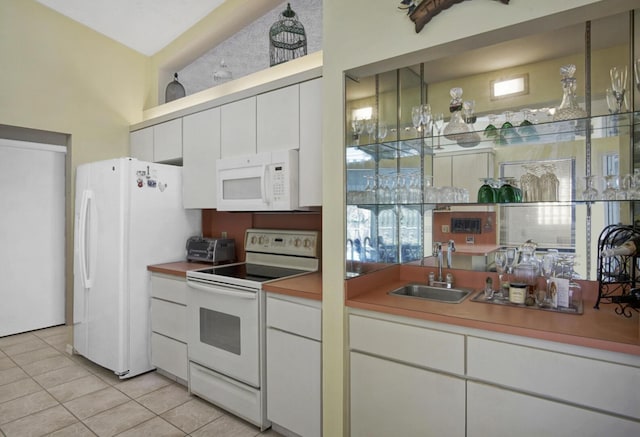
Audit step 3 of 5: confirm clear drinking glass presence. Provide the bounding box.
[433,112,445,150]
[520,164,540,202]
[610,65,628,113]
[494,249,508,300]
[602,174,618,200]
[539,252,557,307]
[582,175,598,201]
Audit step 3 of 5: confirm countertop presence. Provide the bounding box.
[147,261,322,301]
[346,264,640,356]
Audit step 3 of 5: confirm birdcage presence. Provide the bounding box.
[165,73,185,103]
[269,3,307,67]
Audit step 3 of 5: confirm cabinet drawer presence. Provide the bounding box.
[151,298,187,341]
[151,333,187,380]
[151,276,187,304]
[349,314,465,375]
[267,295,321,341]
[467,337,640,419]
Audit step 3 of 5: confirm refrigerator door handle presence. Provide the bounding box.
[79,190,96,289]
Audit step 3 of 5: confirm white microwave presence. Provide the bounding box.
[216,149,299,211]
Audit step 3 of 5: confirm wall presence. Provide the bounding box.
[0,0,149,325]
[322,1,637,435]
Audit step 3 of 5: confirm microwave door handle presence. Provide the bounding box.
[261,164,270,205]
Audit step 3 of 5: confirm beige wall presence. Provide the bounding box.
[0,0,150,324]
[321,0,637,435]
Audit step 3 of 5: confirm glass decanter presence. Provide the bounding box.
[443,87,470,141]
[553,64,587,121]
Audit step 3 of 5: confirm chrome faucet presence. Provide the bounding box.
[430,241,454,288]
[433,242,443,282]
[447,240,456,268]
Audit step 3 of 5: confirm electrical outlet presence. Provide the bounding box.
[442,225,450,233]
[221,231,228,238]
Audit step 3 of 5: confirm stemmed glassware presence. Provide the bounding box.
[494,249,508,300]
[582,175,599,201]
[602,174,618,200]
[635,58,640,92]
[432,112,444,149]
[609,65,628,113]
[377,123,388,142]
[539,251,557,307]
[411,104,431,135]
[484,114,499,143]
[505,246,519,281]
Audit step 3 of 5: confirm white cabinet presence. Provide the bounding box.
[266,294,322,437]
[220,97,256,158]
[182,107,221,209]
[467,381,640,437]
[130,127,154,162]
[150,274,188,382]
[299,78,323,207]
[130,119,183,163]
[350,351,466,437]
[349,313,466,437]
[257,85,300,153]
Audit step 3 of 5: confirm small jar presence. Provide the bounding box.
[509,283,527,304]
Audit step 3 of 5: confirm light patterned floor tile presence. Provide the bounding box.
[33,364,91,389]
[21,355,75,377]
[83,400,154,437]
[0,390,59,425]
[115,371,172,399]
[42,333,69,347]
[0,378,41,404]
[47,421,96,437]
[32,325,68,340]
[190,414,261,437]
[71,356,122,386]
[0,332,38,348]
[10,346,62,367]
[113,416,185,437]
[1,337,48,357]
[0,367,28,386]
[136,383,192,414]
[0,357,16,371]
[0,405,77,437]
[47,374,108,403]
[63,386,130,420]
[161,398,224,434]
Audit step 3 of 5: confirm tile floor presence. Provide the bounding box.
[0,325,283,437]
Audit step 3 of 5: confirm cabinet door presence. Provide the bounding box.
[467,381,640,437]
[183,108,221,208]
[350,351,465,437]
[299,78,322,207]
[257,85,300,153]
[151,333,187,381]
[130,127,154,162]
[221,97,256,158]
[154,119,182,162]
[267,328,321,437]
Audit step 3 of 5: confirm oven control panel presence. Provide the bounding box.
[244,229,320,258]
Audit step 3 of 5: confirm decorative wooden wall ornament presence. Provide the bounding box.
[408,0,510,34]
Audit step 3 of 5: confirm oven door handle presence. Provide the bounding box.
[187,281,257,299]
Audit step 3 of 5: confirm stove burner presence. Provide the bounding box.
[197,263,309,283]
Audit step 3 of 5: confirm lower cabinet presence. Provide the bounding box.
[348,310,640,436]
[467,381,640,437]
[350,351,466,437]
[150,274,188,382]
[266,294,322,437]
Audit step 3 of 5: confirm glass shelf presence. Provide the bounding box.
[347,112,637,154]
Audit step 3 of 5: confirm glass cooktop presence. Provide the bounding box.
[197,263,309,283]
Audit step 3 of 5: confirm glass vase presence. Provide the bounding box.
[553,64,587,121]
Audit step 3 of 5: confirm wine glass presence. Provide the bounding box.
[602,174,618,200]
[421,104,432,134]
[365,118,376,143]
[539,252,557,307]
[635,58,640,92]
[412,106,424,134]
[582,175,599,201]
[610,65,627,113]
[351,118,364,145]
[432,112,444,150]
[494,249,508,300]
[377,123,388,142]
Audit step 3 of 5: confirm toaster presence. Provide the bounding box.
[186,236,236,263]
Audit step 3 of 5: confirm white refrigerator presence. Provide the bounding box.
[73,158,200,379]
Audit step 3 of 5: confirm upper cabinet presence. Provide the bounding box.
[183,107,221,209]
[220,97,257,158]
[299,78,323,207]
[257,85,300,153]
[130,119,182,164]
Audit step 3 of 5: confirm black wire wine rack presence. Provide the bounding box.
[595,224,640,317]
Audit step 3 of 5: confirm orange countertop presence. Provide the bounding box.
[346,264,640,356]
[263,272,322,301]
[445,244,499,256]
[147,261,213,277]
[148,262,322,301]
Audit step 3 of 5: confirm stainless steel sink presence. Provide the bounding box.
[388,284,472,303]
